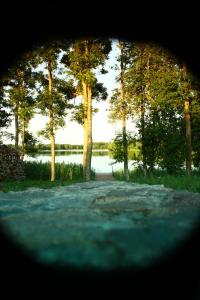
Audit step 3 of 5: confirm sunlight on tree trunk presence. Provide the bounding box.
[185,98,192,175]
[14,103,19,151]
[82,81,92,181]
[183,63,192,176]
[86,83,92,180]
[64,39,111,180]
[82,80,89,179]
[145,54,155,176]
[140,95,147,176]
[50,109,55,181]
[119,40,129,181]
[20,78,25,161]
[48,60,55,182]
[20,117,25,160]
[16,68,25,153]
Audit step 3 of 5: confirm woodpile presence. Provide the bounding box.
[0,144,25,181]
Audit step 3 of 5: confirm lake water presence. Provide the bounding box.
[25,150,136,173]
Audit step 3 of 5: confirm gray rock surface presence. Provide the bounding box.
[0,144,25,181]
[0,180,200,270]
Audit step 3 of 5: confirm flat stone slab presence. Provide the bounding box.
[0,180,200,270]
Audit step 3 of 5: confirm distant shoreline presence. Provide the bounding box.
[39,149,109,152]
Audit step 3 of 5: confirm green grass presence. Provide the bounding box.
[113,168,200,193]
[0,161,95,192]
[0,179,85,192]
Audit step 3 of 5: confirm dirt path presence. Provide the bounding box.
[95,172,116,181]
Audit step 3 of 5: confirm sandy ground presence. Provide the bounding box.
[95,173,115,181]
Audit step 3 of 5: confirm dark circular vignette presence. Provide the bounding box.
[0,3,200,298]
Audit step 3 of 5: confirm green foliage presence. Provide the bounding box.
[109,89,121,121]
[0,87,11,140]
[32,42,76,143]
[24,131,38,154]
[113,168,200,193]
[109,41,200,175]
[61,39,111,129]
[0,179,83,192]
[61,39,112,83]
[109,132,134,163]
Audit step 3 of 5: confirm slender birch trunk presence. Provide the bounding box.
[183,63,192,176]
[48,60,55,181]
[119,40,129,181]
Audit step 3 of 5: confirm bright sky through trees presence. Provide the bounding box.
[4,40,136,144]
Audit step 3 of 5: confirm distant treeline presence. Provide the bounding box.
[36,142,109,151]
[6,140,142,153]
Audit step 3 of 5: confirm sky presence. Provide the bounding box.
[5,39,136,145]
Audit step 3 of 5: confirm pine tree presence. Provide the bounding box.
[4,53,38,156]
[35,42,75,181]
[62,39,111,180]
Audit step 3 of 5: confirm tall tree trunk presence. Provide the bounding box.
[82,80,89,179]
[14,101,19,151]
[119,40,129,181]
[185,98,192,175]
[183,63,192,176]
[140,94,147,175]
[85,83,92,180]
[17,68,26,158]
[20,117,25,160]
[48,60,55,181]
[50,108,55,181]
[82,40,93,181]
[20,78,25,161]
[145,54,155,176]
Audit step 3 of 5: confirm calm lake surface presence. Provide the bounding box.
[25,150,136,173]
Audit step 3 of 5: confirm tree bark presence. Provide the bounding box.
[82,40,93,181]
[18,68,26,158]
[16,68,24,152]
[14,102,19,151]
[48,59,55,181]
[50,108,55,181]
[20,74,25,161]
[82,80,89,179]
[20,117,25,160]
[140,93,147,175]
[183,63,192,176]
[85,83,92,180]
[185,98,192,175]
[119,40,129,181]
